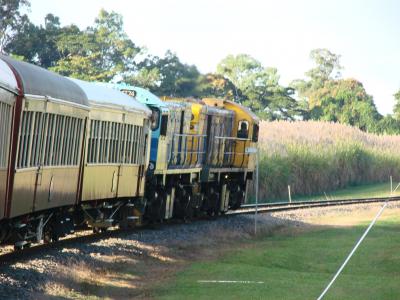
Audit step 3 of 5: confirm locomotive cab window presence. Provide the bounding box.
[160,115,168,136]
[237,120,249,139]
[150,107,160,131]
[252,124,259,142]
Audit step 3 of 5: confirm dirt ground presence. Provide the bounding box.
[2,202,398,300]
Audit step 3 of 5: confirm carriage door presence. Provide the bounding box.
[12,110,42,216]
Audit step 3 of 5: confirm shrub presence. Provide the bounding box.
[255,120,400,200]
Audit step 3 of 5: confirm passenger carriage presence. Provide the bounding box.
[0,55,90,247]
[69,79,152,231]
[0,57,19,234]
[0,56,152,248]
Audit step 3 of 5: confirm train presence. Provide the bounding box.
[0,55,259,250]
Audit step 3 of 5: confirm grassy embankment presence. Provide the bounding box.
[292,181,400,202]
[255,121,400,202]
[155,207,400,300]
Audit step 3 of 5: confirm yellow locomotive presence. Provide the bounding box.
[160,96,259,217]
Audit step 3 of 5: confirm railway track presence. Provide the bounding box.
[230,195,400,214]
[1,196,399,262]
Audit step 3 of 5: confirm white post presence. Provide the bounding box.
[254,148,259,236]
[288,185,292,203]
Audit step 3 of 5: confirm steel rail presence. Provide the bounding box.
[230,196,400,215]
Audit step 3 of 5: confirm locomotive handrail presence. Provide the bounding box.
[168,134,207,168]
[209,136,254,168]
[173,133,207,137]
[214,136,251,141]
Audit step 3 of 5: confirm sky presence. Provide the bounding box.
[27,0,400,115]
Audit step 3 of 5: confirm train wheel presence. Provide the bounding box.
[43,231,52,244]
[14,242,31,251]
[146,187,166,223]
[206,186,220,217]
[230,184,245,210]
[183,196,194,223]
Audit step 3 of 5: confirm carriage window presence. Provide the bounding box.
[87,119,145,165]
[17,112,84,169]
[237,120,249,139]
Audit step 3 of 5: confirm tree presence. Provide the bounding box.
[126,67,161,90]
[216,54,263,100]
[217,54,305,120]
[5,13,62,67]
[310,79,381,131]
[0,0,30,52]
[195,73,236,99]
[291,48,343,108]
[373,115,400,135]
[291,49,384,132]
[393,90,400,120]
[306,48,342,87]
[139,50,201,97]
[51,9,140,82]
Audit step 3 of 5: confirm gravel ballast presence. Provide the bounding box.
[0,202,398,299]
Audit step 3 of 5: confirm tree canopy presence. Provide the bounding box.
[50,9,140,82]
[3,6,400,134]
[0,0,30,52]
[216,54,305,120]
[290,48,400,133]
[393,90,400,120]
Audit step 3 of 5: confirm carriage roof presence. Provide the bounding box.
[0,59,18,93]
[0,55,89,107]
[69,78,151,116]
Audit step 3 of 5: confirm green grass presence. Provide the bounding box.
[249,182,400,204]
[291,181,400,202]
[154,214,400,299]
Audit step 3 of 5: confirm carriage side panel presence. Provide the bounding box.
[10,99,88,217]
[0,89,14,219]
[82,107,147,202]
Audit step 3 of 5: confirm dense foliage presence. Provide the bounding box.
[1,2,400,134]
[0,0,30,51]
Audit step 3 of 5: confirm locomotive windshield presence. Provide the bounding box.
[150,107,161,130]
